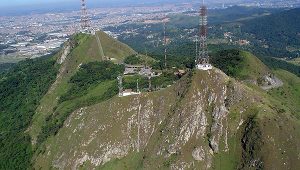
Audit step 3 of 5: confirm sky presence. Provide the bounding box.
[0,0,191,16]
[2,0,64,7]
[1,0,162,7]
[0,0,260,16]
[1,0,189,8]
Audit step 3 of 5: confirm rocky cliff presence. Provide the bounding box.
[33,66,300,169]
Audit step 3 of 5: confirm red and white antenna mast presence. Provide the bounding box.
[80,0,90,30]
[196,0,212,70]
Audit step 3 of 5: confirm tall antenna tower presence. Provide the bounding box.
[163,18,167,68]
[80,0,90,30]
[196,0,212,70]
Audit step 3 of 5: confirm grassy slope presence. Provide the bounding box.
[34,80,179,169]
[31,42,300,170]
[96,31,136,61]
[33,64,300,169]
[215,53,300,169]
[96,54,300,170]
[211,50,270,81]
[227,59,300,169]
[238,51,270,80]
[286,57,300,66]
[268,69,300,118]
[256,69,300,170]
[29,32,136,145]
[97,152,143,170]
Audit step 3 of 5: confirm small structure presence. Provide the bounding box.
[124,64,144,75]
[118,76,141,97]
[196,63,212,70]
[124,64,161,77]
[121,89,141,97]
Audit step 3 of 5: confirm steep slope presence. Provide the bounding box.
[29,32,136,145]
[95,31,136,61]
[211,49,281,89]
[0,57,58,169]
[33,63,300,170]
[211,50,270,80]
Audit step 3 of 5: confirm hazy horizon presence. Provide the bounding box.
[1,0,300,16]
[0,0,192,16]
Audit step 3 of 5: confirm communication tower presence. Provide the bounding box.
[80,0,90,30]
[196,0,212,70]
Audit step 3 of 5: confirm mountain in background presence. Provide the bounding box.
[240,8,300,57]
[2,0,300,16]
[1,31,300,169]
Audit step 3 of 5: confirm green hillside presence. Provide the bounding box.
[241,8,300,57]
[1,30,300,170]
[0,57,58,169]
[33,62,300,170]
[211,49,270,82]
[29,31,136,146]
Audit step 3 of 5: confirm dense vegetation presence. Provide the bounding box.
[0,63,15,73]
[123,70,179,91]
[237,8,300,58]
[116,7,300,77]
[171,6,282,29]
[37,61,124,145]
[1,7,300,168]
[151,71,179,89]
[59,61,124,102]
[210,49,244,78]
[242,8,300,52]
[259,56,300,76]
[0,57,58,169]
[124,55,143,65]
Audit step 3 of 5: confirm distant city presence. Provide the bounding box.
[0,0,299,63]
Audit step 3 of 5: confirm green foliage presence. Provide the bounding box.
[37,61,123,145]
[0,63,15,73]
[124,55,143,65]
[60,61,124,102]
[259,56,300,76]
[123,75,148,91]
[162,153,178,168]
[152,71,179,89]
[122,70,179,91]
[268,70,300,119]
[211,49,244,78]
[0,57,58,169]
[99,152,144,170]
[241,8,300,58]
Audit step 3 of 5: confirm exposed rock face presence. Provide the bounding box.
[260,73,283,90]
[57,44,71,64]
[34,68,297,170]
[192,146,205,161]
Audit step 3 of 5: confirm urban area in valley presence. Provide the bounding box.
[1,0,299,63]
